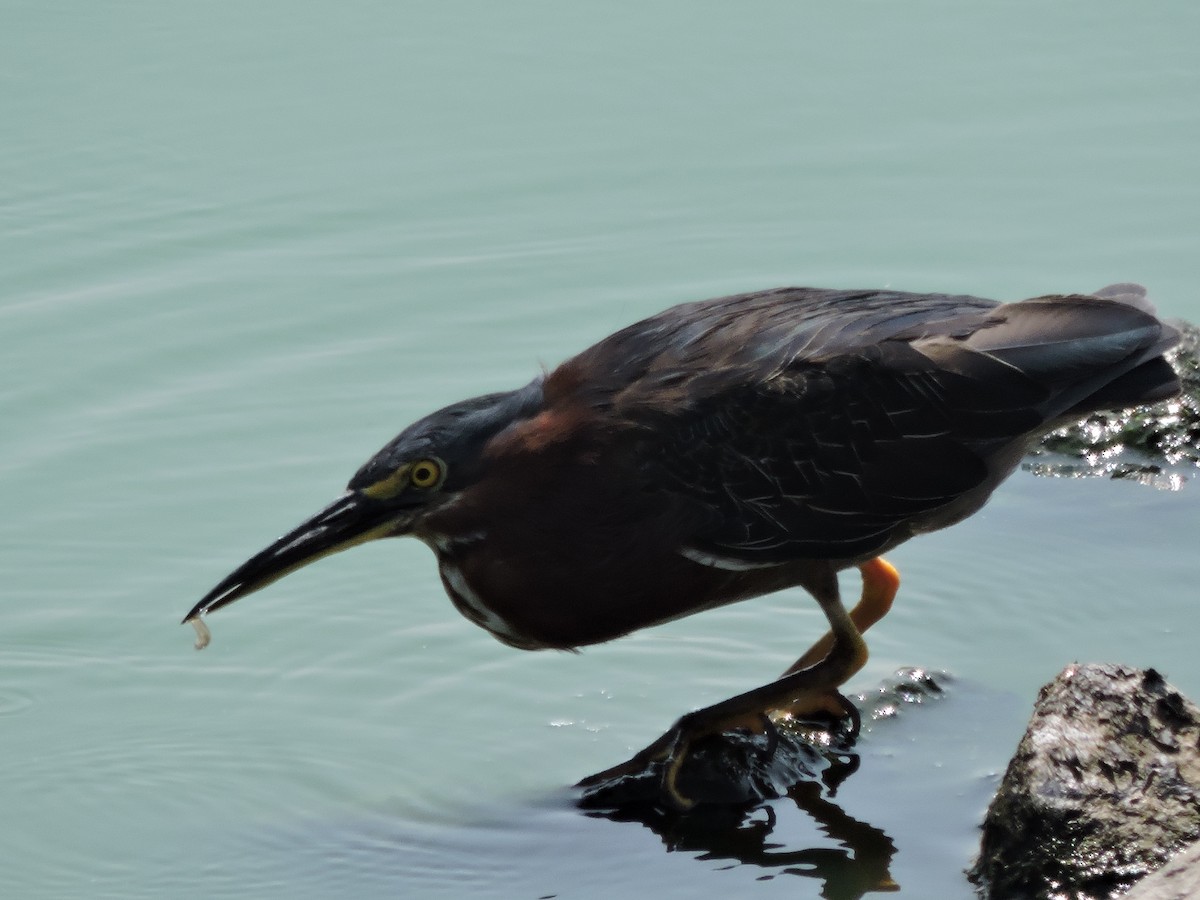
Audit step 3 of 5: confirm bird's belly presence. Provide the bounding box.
[438,559,547,650]
[434,540,812,652]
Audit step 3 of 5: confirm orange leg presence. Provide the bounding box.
[580,557,901,810]
[781,557,900,678]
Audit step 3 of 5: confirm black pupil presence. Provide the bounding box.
[415,464,435,484]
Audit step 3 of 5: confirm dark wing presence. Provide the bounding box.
[559,286,1177,564]
[636,343,1048,562]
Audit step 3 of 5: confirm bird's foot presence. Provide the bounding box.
[575,710,719,811]
[577,688,859,811]
[769,687,862,743]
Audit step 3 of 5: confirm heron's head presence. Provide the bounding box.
[182,380,544,629]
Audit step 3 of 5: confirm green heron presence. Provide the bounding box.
[184,283,1179,809]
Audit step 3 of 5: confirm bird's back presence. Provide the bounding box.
[560,288,1000,412]
[546,285,1179,566]
[560,285,1176,417]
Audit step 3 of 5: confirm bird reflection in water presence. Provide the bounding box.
[590,782,898,900]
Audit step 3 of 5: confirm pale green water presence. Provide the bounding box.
[3,3,1199,898]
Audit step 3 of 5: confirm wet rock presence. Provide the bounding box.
[575,711,857,810]
[970,664,1200,900]
[1026,319,1200,488]
[577,667,947,811]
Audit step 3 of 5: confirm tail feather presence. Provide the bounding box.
[917,287,1180,426]
[1062,356,1180,418]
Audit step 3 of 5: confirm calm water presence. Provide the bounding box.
[4,3,1199,898]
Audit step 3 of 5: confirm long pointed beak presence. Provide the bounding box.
[182,492,409,625]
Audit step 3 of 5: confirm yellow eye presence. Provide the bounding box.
[410,458,444,489]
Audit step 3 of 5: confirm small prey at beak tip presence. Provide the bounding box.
[190,616,212,651]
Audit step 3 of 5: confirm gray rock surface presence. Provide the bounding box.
[1124,839,1200,900]
[971,664,1200,900]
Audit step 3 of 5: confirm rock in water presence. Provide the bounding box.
[971,664,1200,899]
[577,667,947,810]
